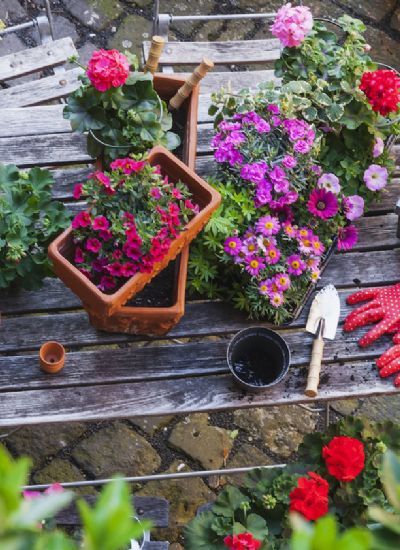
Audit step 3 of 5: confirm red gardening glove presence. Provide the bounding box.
[376,330,400,387]
[344,284,400,347]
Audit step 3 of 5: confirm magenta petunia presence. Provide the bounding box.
[98,275,116,291]
[307,188,338,220]
[245,255,265,276]
[85,238,102,253]
[72,211,91,229]
[364,164,388,191]
[74,247,84,264]
[73,183,83,200]
[224,236,242,256]
[92,215,110,231]
[106,262,124,277]
[337,225,358,251]
[150,187,162,199]
[287,254,306,276]
[343,195,364,221]
[255,215,280,236]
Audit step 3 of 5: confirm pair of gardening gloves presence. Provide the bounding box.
[344,283,400,387]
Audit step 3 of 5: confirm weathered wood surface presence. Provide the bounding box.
[143,39,281,65]
[145,544,169,549]
[0,68,82,108]
[196,70,278,95]
[0,105,70,137]
[56,496,168,527]
[0,133,92,166]
[0,37,77,81]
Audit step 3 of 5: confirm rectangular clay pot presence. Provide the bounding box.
[48,146,221,318]
[86,247,189,336]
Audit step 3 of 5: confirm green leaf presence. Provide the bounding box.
[326,103,345,122]
[314,92,332,107]
[381,450,400,509]
[245,514,268,541]
[212,486,249,517]
[303,106,318,121]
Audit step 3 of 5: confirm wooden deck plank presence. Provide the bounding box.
[197,69,278,96]
[0,105,70,137]
[144,39,281,65]
[0,37,77,81]
[0,68,83,108]
[0,323,395,392]
[0,360,394,428]
[0,133,92,166]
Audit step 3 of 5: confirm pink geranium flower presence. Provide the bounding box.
[271,2,313,48]
[87,49,130,92]
[307,188,338,220]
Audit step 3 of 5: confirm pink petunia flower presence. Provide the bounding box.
[317,173,341,194]
[364,164,388,191]
[337,225,358,251]
[343,195,364,221]
[73,183,83,200]
[372,137,384,158]
[92,215,110,231]
[85,238,102,253]
[98,275,116,291]
[307,188,338,220]
[150,187,162,199]
[72,211,91,229]
[106,262,124,277]
[74,247,84,264]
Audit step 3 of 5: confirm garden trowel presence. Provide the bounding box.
[305,284,340,397]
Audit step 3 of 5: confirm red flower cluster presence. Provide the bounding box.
[224,533,262,550]
[360,69,400,116]
[289,472,329,521]
[87,49,130,92]
[322,436,365,482]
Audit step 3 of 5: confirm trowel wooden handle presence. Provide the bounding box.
[305,338,324,398]
[143,36,165,75]
[169,58,214,110]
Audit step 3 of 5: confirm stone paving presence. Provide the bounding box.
[1,0,400,547]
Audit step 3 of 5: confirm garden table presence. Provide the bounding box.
[1,34,400,431]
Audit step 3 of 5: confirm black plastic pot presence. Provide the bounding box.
[227,327,290,393]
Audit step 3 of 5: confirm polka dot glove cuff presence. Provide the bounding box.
[376,337,400,387]
[344,284,400,347]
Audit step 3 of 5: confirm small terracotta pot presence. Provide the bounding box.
[39,341,65,374]
[48,147,221,318]
[87,247,189,336]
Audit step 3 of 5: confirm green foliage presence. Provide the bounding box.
[0,445,148,550]
[64,68,180,163]
[0,164,70,290]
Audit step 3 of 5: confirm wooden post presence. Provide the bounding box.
[169,58,214,110]
[143,35,165,75]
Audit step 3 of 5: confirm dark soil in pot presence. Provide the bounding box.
[126,259,176,308]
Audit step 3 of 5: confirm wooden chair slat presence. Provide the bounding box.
[195,69,278,95]
[143,39,281,65]
[0,68,83,108]
[144,543,169,549]
[0,360,394,427]
[0,37,77,81]
[0,105,70,137]
[56,496,168,527]
[0,133,92,166]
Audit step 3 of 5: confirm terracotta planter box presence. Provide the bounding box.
[86,247,189,336]
[48,146,221,318]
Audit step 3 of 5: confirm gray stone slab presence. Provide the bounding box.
[108,14,151,54]
[63,0,124,31]
[0,0,26,22]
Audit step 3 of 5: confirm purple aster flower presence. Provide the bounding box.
[265,245,281,265]
[337,225,358,251]
[224,236,242,256]
[372,137,384,158]
[317,173,341,194]
[311,236,325,256]
[241,236,258,255]
[255,215,280,236]
[294,139,311,154]
[282,155,297,169]
[270,292,284,308]
[273,273,291,291]
[240,162,267,184]
[283,118,309,141]
[364,164,388,191]
[287,254,306,276]
[343,195,364,221]
[267,104,280,115]
[307,188,338,219]
[259,280,270,296]
[245,255,265,276]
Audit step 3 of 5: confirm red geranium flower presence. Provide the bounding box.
[322,436,365,482]
[360,69,400,116]
[289,472,329,521]
[224,532,262,550]
[87,49,130,92]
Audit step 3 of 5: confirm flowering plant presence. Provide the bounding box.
[64,49,180,162]
[185,417,400,550]
[71,157,197,293]
[0,164,70,290]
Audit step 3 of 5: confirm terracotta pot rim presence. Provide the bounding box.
[39,341,66,373]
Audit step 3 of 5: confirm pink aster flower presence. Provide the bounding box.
[271,2,313,48]
[307,188,338,220]
[297,227,310,240]
[343,195,364,221]
[311,236,325,256]
[255,215,280,236]
[274,273,291,291]
[298,237,314,256]
[73,183,83,200]
[306,257,321,271]
[317,173,341,194]
[92,215,109,231]
[224,236,242,256]
[337,225,358,251]
[287,254,306,276]
[245,255,265,276]
[85,238,102,253]
[364,164,388,191]
[282,155,297,169]
[283,222,297,238]
[259,280,270,296]
[310,269,321,283]
[265,246,281,265]
[372,137,384,158]
[270,291,284,308]
[241,237,258,256]
[72,211,91,229]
